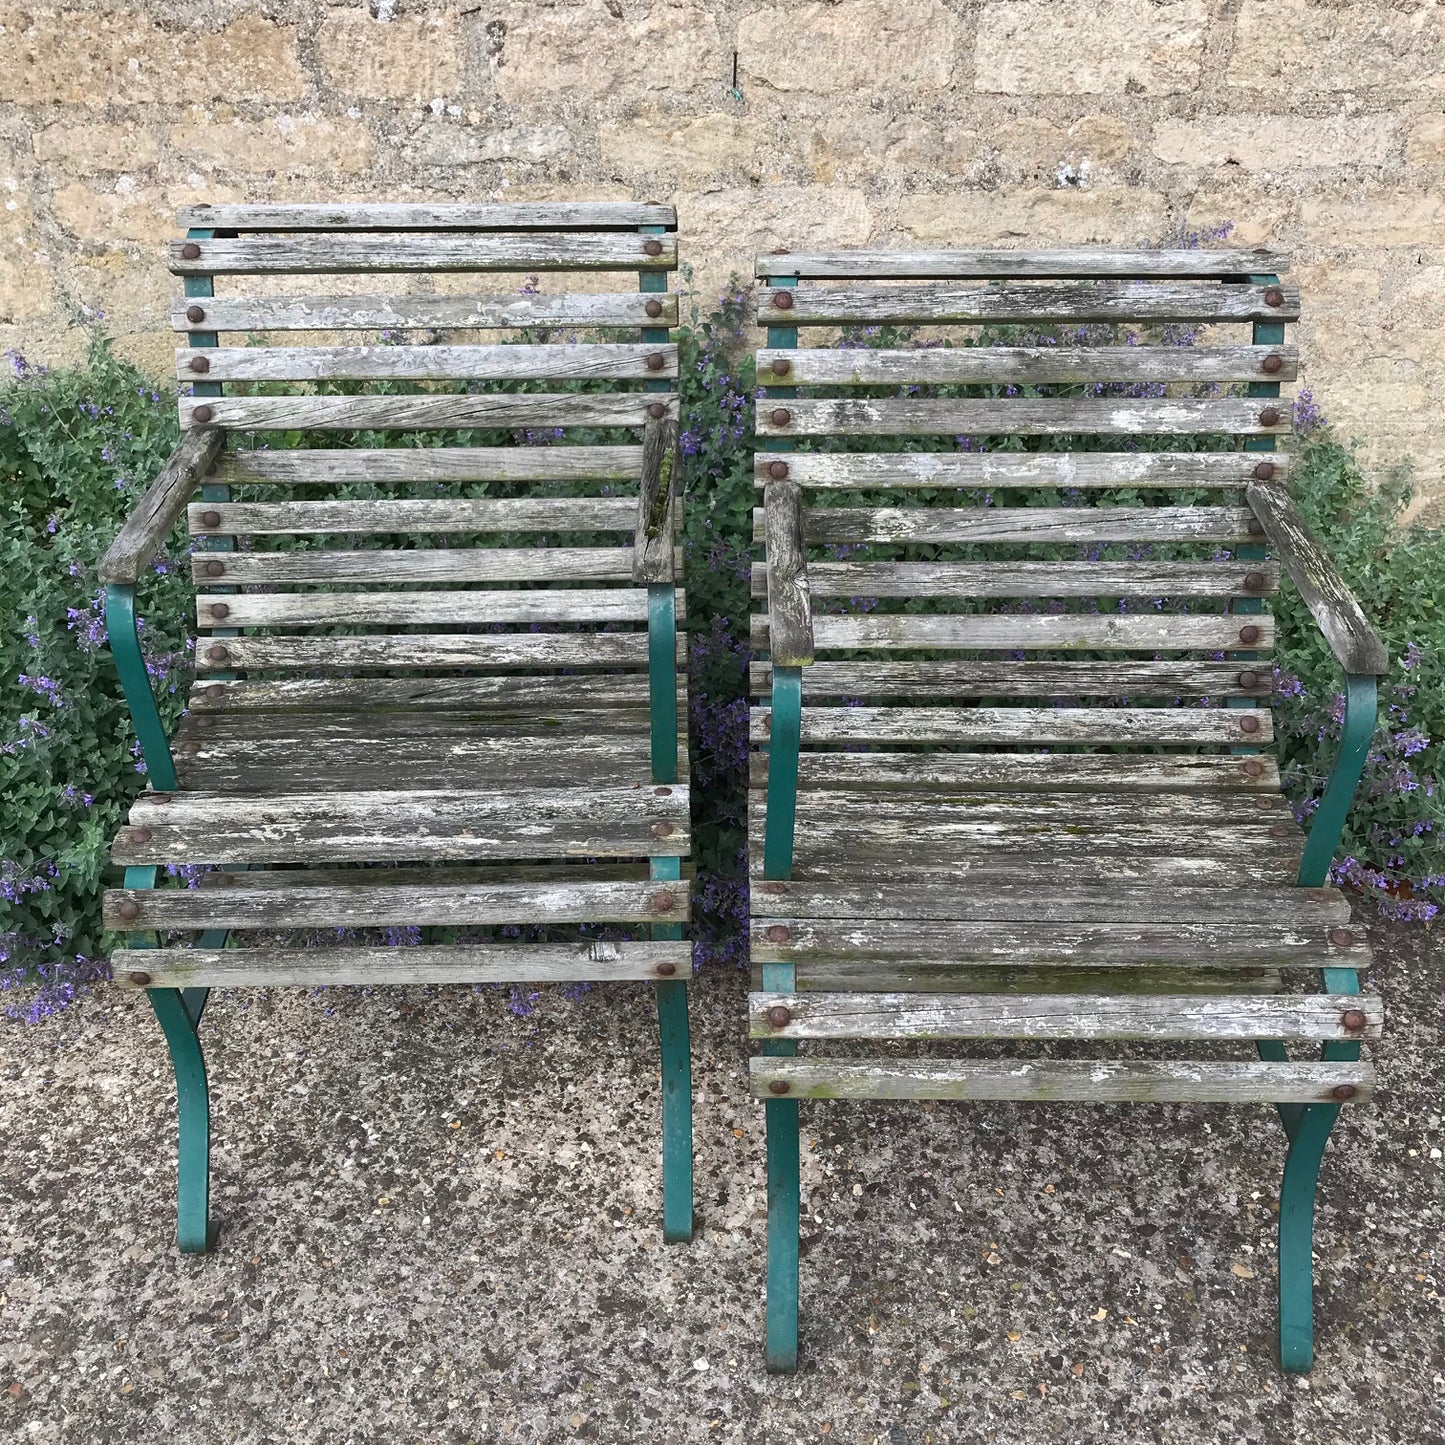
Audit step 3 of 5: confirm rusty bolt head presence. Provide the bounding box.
[193,714,215,730]
[1264,287,1285,308]
[647,402,666,420]
[764,924,791,944]
[770,358,792,377]
[1254,795,1275,810]
[209,602,230,621]
[185,304,206,324]
[650,821,677,838]
[644,298,663,318]
[767,1004,792,1028]
[771,290,794,311]
[761,881,788,894]
[129,827,153,844]
[127,970,153,988]
[1341,1009,1367,1032]
[767,460,790,481]
[192,404,215,424]
[1238,624,1261,645]
[1269,825,1292,838]
[199,509,222,527]
[1329,927,1356,948]
[1253,461,1276,481]
[651,893,677,914]
[116,899,141,921]
[1331,1083,1358,1102]
[768,1080,791,1095]
[189,355,211,374]
[654,786,672,796]
[655,961,677,977]
[205,683,224,699]
[1261,354,1284,375]
[1242,758,1264,777]
[1244,570,1267,591]
[770,408,792,427]
[1258,406,1281,427]
[203,560,225,578]
[206,645,229,664]
[1239,714,1261,734]
[642,239,663,257]
[180,242,202,261]
[1238,670,1260,689]
[646,352,666,372]
[1247,518,1265,536]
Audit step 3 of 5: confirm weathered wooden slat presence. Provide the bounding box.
[634,415,678,583]
[190,497,637,536]
[195,587,666,630]
[751,659,1273,699]
[779,963,1287,997]
[112,940,686,989]
[194,861,659,889]
[752,612,1274,653]
[177,202,677,232]
[180,393,675,432]
[97,430,225,586]
[105,878,688,931]
[759,398,1291,439]
[748,1059,1373,1105]
[188,674,652,714]
[1246,479,1388,675]
[750,991,1379,1041]
[170,234,677,275]
[763,479,815,667]
[753,561,1279,601]
[752,704,1271,746]
[177,344,679,384]
[755,249,1291,280]
[755,451,1281,490]
[176,708,665,743]
[755,504,1259,545]
[758,281,1300,326]
[114,785,690,866]
[755,345,1298,385]
[172,293,680,334]
[749,881,1349,926]
[221,445,646,486]
[195,547,640,586]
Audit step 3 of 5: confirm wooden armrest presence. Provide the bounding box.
[98,429,225,586]
[1246,477,1388,676]
[633,415,677,584]
[764,477,814,667]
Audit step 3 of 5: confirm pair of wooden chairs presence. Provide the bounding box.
[99,204,1385,1375]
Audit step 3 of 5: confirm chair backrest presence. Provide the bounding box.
[170,202,679,683]
[752,247,1300,827]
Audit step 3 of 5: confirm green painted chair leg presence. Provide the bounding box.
[765,1095,801,1372]
[147,986,215,1253]
[1277,1101,1342,1372]
[655,978,694,1242]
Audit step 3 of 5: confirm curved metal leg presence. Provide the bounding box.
[1278,1101,1342,1372]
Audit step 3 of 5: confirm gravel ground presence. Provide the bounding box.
[3,914,1443,1445]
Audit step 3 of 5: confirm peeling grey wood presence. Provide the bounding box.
[1247,479,1388,675]
[755,344,1298,385]
[750,659,1273,699]
[753,504,1259,545]
[188,675,653,713]
[752,612,1275,653]
[758,397,1291,439]
[782,963,1288,997]
[177,203,676,231]
[763,479,815,667]
[97,430,224,585]
[180,392,675,432]
[191,497,637,535]
[751,704,1271,746]
[104,878,688,931]
[754,249,1291,280]
[755,281,1300,326]
[752,561,1279,600]
[634,416,678,583]
[755,451,1283,490]
[222,445,645,486]
[112,940,687,989]
[747,1058,1373,1105]
[749,991,1379,1041]
[169,234,678,275]
[196,546,639,586]
[171,293,679,333]
[193,862,659,889]
[178,343,679,383]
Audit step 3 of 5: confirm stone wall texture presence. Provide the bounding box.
[3,0,1444,504]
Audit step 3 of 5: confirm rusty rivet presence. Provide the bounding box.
[644,298,663,318]
[1254,796,1275,810]
[1329,927,1356,947]
[1238,670,1259,689]
[770,358,792,377]
[654,786,672,796]
[1341,1009,1367,1032]
[651,894,677,914]
[646,352,666,371]
[189,355,211,374]
[655,961,677,976]
[185,304,206,324]
[206,645,229,664]
[209,602,230,620]
[771,290,794,311]
[768,1080,791,1095]
[1242,758,1264,777]
[1258,406,1280,427]
[1261,354,1284,375]
[116,899,141,921]
[765,924,790,943]
[770,408,792,427]
[642,239,663,257]
[180,242,202,261]
[1264,287,1285,308]
[203,560,225,578]
[127,971,153,987]
[1238,625,1261,645]
[129,827,152,844]
[767,1005,792,1028]
[761,881,788,894]
[1253,461,1276,481]
[651,821,676,838]
[647,402,666,420]
[1331,1083,1357,1102]
[199,509,221,527]
[767,460,789,481]
[192,404,215,424]
[1270,825,1292,838]
[1244,571,1266,591]
[205,683,224,699]
[1239,715,1261,735]
[1247,518,1265,536]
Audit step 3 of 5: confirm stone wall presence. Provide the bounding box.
[3,0,1443,505]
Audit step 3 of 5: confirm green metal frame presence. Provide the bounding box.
[106,585,179,792]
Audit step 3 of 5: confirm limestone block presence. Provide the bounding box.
[317,6,462,101]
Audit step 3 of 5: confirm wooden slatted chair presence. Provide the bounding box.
[98,202,693,1251]
[748,247,1386,1372]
